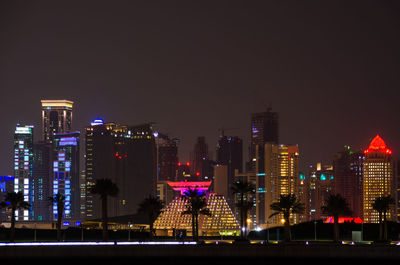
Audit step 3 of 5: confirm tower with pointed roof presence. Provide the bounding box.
[362,135,395,223]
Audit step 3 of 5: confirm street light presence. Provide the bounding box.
[314,220,317,241]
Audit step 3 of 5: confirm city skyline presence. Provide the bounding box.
[1,1,400,175]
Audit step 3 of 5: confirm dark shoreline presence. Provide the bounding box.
[1,243,400,263]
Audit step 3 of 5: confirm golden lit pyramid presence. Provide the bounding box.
[154,181,240,236]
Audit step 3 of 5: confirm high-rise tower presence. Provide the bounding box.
[216,134,243,207]
[256,143,300,228]
[190,137,213,180]
[41,100,73,143]
[362,135,395,223]
[248,108,279,171]
[52,132,80,220]
[85,119,157,219]
[13,125,34,221]
[333,146,363,219]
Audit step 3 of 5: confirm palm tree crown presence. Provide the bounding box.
[270,194,305,220]
[321,193,352,217]
[89,178,119,199]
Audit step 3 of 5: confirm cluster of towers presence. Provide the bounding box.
[7,100,163,224]
[205,108,397,230]
[3,100,398,231]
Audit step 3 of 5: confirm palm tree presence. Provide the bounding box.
[0,191,31,242]
[138,195,164,240]
[181,187,211,241]
[88,178,119,241]
[231,180,255,238]
[321,193,352,243]
[269,194,304,242]
[48,193,65,242]
[372,196,394,241]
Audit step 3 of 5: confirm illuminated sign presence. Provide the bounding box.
[91,119,104,126]
[59,137,78,146]
[324,217,364,224]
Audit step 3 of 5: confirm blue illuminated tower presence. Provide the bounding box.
[13,125,34,221]
[53,132,80,220]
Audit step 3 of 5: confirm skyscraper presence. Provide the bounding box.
[13,125,34,221]
[216,134,243,207]
[362,135,395,223]
[52,132,80,220]
[190,137,213,180]
[155,133,179,182]
[32,141,52,221]
[41,100,73,143]
[85,119,157,219]
[248,108,279,171]
[309,163,334,221]
[333,146,363,219]
[256,143,301,227]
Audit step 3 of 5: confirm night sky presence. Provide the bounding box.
[1,1,400,175]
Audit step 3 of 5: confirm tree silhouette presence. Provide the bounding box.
[321,193,352,242]
[88,178,119,241]
[231,180,255,238]
[0,191,31,242]
[372,195,394,241]
[269,194,304,242]
[181,187,211,241]
[138,195,164,240]
[48,193,65,242]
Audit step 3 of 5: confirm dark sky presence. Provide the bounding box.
[1,1,400,175]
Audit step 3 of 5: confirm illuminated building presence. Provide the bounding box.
[333,146,363,219]
[256,143,300,228]
[53,132,80,220]
[32,141,52,221]
[397,160,400,221]
[297,172,309,222]
[85,120,157,219]
[248,108,279,171]
[41,100,73,143]
[153,181,239,236]
[13,125,34,221]
[216,134,243,208]
[309,163,334,221]
[362,135,395,223]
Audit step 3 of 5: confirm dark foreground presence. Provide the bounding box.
[1,242,400,264]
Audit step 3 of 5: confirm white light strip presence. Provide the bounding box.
[0,241,197,247]
[123,241,197,245]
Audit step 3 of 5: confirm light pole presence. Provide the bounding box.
[314,220,317,241]
[361,222,363,241]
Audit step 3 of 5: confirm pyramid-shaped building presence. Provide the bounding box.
[154,181,240,236]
